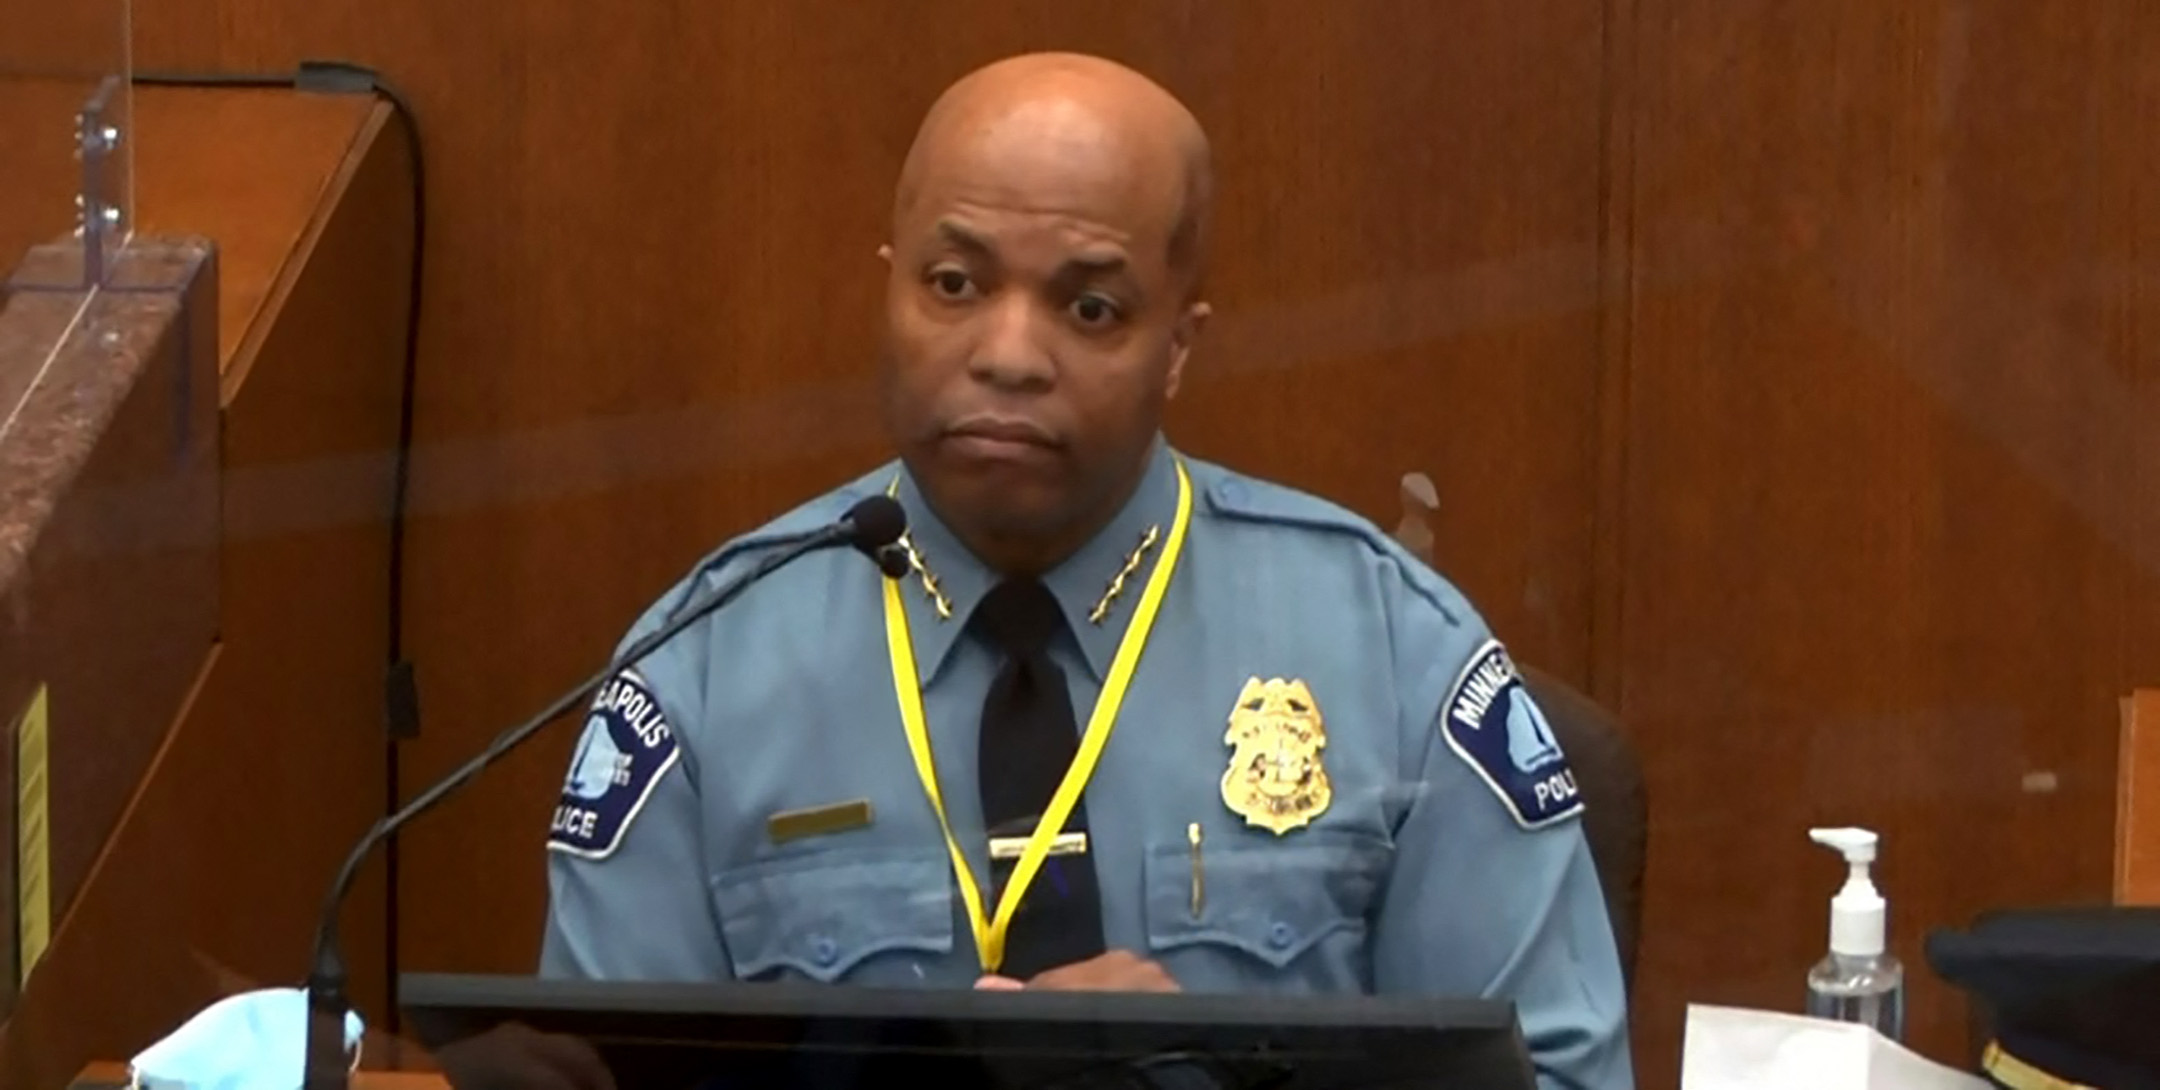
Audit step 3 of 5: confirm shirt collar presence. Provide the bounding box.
[892,435,1181,685]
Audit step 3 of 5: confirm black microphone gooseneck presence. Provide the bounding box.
[301,495,907,1088]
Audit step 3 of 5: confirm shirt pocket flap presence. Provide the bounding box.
[712,849,954,982]
[1142,832,1387,970]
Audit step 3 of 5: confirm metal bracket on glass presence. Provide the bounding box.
[74,74,126,288]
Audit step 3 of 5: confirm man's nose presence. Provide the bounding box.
[965,295,1055,390]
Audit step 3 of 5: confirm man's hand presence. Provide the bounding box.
[434,1022,616,1090]
[973,949,1180,992]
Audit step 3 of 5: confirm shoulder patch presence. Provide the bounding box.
[1439,639,1583,830]
[548,668,682,859]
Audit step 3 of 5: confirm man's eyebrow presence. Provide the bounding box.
[935,220,992,254]
[1059,253,1129,276]
[934,220,1132,279]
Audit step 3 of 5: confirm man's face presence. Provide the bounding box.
[878,108,1204,555]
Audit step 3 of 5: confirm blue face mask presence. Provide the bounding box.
[130,988,364,1090]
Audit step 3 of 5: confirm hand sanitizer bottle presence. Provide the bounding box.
[1804,827,1905,1040]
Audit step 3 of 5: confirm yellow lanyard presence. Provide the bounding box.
[881,459,1193,973]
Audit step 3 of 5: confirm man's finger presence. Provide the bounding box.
[525,1032,618,1090]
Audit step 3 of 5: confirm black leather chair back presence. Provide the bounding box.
[1518,665,1646,991]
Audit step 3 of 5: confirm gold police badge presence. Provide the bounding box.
[1220,677,1332,834]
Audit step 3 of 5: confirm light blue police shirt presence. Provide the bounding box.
[539,436,1634,1090]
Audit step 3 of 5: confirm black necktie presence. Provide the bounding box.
[973,578,1106,979]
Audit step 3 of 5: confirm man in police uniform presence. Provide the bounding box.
[540,51,1633,1090]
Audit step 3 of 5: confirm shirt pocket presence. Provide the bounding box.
[711,848,954,983]
[1141,830,1389,988]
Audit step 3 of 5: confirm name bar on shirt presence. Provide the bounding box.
[989,831,1087,861]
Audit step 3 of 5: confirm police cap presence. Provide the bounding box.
[1925,906,2160,1090]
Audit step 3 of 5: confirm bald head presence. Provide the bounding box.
[875,53,1217,577]
[894,53,1214,293]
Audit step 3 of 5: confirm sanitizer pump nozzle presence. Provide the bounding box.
[1810,827,1884,956]
[1803,827,1905,1039]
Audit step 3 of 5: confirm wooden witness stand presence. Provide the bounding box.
[0,82,415,1085]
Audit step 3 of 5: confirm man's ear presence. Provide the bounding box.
[1165,300,1211,400]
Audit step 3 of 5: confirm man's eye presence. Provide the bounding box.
[928,269,976,300]
[1070,293,1122,327]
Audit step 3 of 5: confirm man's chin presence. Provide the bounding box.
[917,474,1060,538]
[922,443,1059,496]
[957,486,1068,539]
[905,444,1073,526]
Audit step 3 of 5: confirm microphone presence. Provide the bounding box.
[869,543,911,579]
[301,494,907,1088]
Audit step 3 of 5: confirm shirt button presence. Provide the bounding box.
[1215,480,1247,506]
[1268,921,1296,949]
[812,936,839,966]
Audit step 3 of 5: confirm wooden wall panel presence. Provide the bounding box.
[127,0,1609,1017]
[0,0,125,72]
[2125,0,2160,818]
[1,0,133,285]
[1168,1,1608,682]
[0,79,91,287]
[1612,0,2157,1080]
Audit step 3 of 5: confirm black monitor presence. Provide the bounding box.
[400,973,1539,1089]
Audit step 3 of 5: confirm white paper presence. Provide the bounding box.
[1681,1005,1991,1090]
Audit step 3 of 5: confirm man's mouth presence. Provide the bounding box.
[942,415,1060,458]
